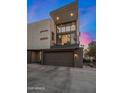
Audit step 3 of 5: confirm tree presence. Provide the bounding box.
[86,41,96,58]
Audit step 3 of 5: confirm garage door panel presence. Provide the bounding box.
[44,52,74,67]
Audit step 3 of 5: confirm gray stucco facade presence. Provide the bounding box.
[27,19,55,49]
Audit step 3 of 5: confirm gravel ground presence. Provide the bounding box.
[27,64,96,93]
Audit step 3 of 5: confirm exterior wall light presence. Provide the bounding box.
[70,13,74,17]
[56,17,59,20]
[74,53,78,59]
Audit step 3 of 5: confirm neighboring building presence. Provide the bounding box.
[27,19,55,49]
[27,0,83,67]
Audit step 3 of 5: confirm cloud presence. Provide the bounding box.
[79,6,96,15]
[28,1,41,17]
[79,5,96,40]
[80,32,92,45]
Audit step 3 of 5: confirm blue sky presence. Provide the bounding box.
[27,0,96,45]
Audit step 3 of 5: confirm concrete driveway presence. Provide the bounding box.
[27,64,96,93]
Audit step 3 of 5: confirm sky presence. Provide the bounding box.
[27,0,96,45]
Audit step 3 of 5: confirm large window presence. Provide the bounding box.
[71,33,76,44]
[61,26,65,32]
[66,26,71,32]
[56,33,77,45]
[71,23,76,31]
[56,22,76,33]
[56,22,77,45]
[61,34,70,45]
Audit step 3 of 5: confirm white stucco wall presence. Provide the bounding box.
[27,19,54,49]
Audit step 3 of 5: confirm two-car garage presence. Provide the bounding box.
[43,52,74,67]
[27,48,83,67]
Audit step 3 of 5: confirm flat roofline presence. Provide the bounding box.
[27,18,51,25]
[50,2,75,15]
[50,1,78,25]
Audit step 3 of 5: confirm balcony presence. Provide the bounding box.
[51,43,79,49]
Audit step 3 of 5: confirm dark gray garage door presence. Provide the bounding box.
[27,51,32,64]
[44,52,74,67]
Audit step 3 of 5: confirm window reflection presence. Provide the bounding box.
[71,23,76,31]
[56,22,77,45]
[56,22,76,33]
[62,34,71,45]
[71,33,76,44]
[61,26,65,32]
[66,26,70,32]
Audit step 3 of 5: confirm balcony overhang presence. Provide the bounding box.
[50,2,78,25]
[51,44,79,49]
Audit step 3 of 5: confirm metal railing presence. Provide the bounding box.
[51,44,79,49]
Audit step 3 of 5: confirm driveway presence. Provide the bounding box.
[27,64,96,93]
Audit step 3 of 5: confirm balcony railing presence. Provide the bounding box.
[51,44,79,49]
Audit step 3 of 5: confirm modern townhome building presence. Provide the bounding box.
[27,0,83,67]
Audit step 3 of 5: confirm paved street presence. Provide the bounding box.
[27,64,96,93]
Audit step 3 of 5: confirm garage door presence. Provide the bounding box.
[27,51,32,64]
[44,52,74,67]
